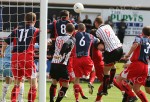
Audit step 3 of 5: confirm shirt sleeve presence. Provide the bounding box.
[59,36,76,55]
[133,35,141,44]
[4,31,16,45]
[96,29,101,39]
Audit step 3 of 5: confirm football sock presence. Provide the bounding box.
[121,81,135,97]
[136,90,148,102]
[11,85,20,102]
[96,85,103,101]
[18,83,24,102]
[2,83,9,100]
[28,86,37,102]
[109,68,116,84]
[73,84,80,101]
[103,75,109,92]
[113,78,123,91]
[49,84,57,102]
[55,87,68,102]
[89,71,96,84]
[78,84,84,97]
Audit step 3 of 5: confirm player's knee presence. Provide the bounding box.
[116,76,122,83]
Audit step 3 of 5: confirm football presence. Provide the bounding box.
[73,3,84,13]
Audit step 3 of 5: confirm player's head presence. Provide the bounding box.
[94,16,104,28]
[90,29,97,37]
[142,26,150,36]
[25,12,36,25]
[66,23,75,35]
[78,23,86,32]
[60,10,69,20]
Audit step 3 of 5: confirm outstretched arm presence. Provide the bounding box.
[1,42,8,57]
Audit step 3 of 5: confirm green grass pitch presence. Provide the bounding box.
[0,63,150,102]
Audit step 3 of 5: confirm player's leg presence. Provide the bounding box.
[55,64,70,102]
[49,64,59,102]
[108,67,116,89]
[133,83,148,102]
[28,78,38,102]
[73,77,81,102]
[116,74,137,101]
[50,79,58,102]
[1,62,13,102]
[18,79,25,102]
[96,83,103,102]
[1,77,12,102]
[100,64,113,95]
[11,55,22,102]
[55,81,69,102]
[11,79,21,102]
[88,69,95,94]
[95,65,104,102]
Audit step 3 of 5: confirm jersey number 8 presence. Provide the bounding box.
[61,24,66,34]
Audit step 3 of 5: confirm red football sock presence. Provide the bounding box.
[136,90,148,102]
[96,85,103,101]
[78,84,84,97]
[28,86,37,102]
[121,80,135,97]
[73,84,80,101]
[11,85,20,102]
[89,71,96,84]
[113,78,123,91]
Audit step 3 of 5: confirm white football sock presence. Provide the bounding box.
[18,83,24,102]
[2,83,10,100]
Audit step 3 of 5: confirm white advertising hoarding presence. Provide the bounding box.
[102,9,150,35]
[81,9,150,35]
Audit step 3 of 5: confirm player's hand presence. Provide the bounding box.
[97,43,104,51]
[47,39,52,45]
[0,53,4,58]
[122,54,130,61]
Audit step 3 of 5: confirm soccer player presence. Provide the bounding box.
[73,23,100,102]
[1,12,39,102]
[94,16,123,95]
[47,10,77,38]
[49,23,76,102]
[116,26,150,102]
[0,45,24,102]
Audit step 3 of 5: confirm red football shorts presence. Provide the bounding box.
[73,56,94,78]
[11,53,36,81]
[121,61,148,85]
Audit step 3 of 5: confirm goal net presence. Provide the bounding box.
[0,0,47,102]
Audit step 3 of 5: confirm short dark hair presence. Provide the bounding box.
[142,26,150,36]
[78,23,86,31]
[90,29,97,37]
[25,12,36,23]
[95,16,103,25]
[66,23,75,33]
[60,10,69,18]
